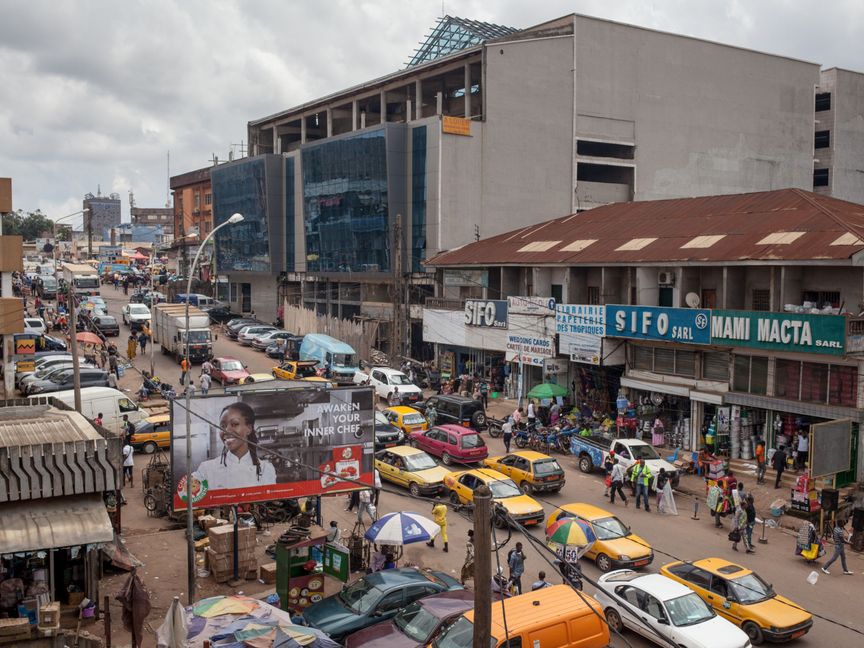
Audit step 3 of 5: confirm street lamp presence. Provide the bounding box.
[185,212,243,604]
[52,208,89,266]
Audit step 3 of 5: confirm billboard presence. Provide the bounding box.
[556,304,604,365]
[171,386,375,510]
[464,299,508,329]
[710,310,845,356]
[605,305,711,345]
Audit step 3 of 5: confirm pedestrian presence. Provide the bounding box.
[796,432,809,471]
[202,357,213,375]
[345,490,359,512]
[655,467,669,509]
[357,488,376,523]
[772,445,788,489]
[138,330,148,354]
[822,518,853,575]
[603,452,615,497]
[199,372,212,395]
[122,414,135,439]
[512,407,523,428]
[426,498,448,552]
[507,542,526,594]
[122,438,134,487]
[373,467,381,506]
[707,481,724,528]
[108,353,118,377]
[502,416,514,453]
[127,334,137,360]
[326,520,340,544]
[382,553,397,570]
[460,530,475,585]
[744,495,756,554]
[479,380,489,408]
[755,440,767,484]
[180,356,188,385]
[527,400,536,428]
[632,459,653,512]
[426,403,437,427]
[94,412,103,427]
[730,503,746,551]
[609,458,628,506]
[369,546,386,572]
[100,347,109,369]
[531,571,553,591]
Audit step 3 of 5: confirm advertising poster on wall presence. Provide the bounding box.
[171,386,375,510]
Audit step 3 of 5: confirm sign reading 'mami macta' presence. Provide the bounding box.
[711,310,846,355]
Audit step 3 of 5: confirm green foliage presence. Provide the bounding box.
[1,209,58,241]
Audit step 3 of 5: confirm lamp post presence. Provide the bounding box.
[148,233,196,376]
[185,212,243,604]
[52,208,88,267]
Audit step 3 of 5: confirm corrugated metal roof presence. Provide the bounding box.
[0,405,102,448]
[426,189,864,267]
[1,494,114,553]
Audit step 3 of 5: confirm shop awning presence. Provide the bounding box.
[690,391,726,405]
[620,376,690,397]
[0,494,114,554]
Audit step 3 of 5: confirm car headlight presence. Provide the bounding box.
[30,385,44,393]
[619,555,631,561]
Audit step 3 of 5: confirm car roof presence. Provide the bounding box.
[460,468,509,482]
[433,394,478,403]
[418,589,475,614]
[376,367,407,376]
[362,567,437,587]
[434,424,478,435]
[146,414,170,424]
[215,356,240,362]
[603,571,694,599]
[385,446,428,458]
[556,502,616,521]
[688,558,753,578]
[386,406,422,415]
[504,450,553,462]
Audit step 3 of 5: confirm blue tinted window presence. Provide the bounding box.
[212,157,271,273]
[285,157,295,271]
[411,126,427,272]
[302,130,389,273]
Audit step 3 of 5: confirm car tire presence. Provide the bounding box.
[409,483,420,497]
[742,621,764,645]
[595,553,612,572]
[578,455,594,473]
[604,607,624,634]
[442,452,453,466]
[520,481,534,495]
[449,491,460,505]
[471,411,487,429]
[142,441,158,455]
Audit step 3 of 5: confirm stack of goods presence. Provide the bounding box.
[278,513,313,546]
[37,601,60,637]
[206,525,257,583]
[0,618,30,645]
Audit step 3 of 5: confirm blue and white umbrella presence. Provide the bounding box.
[364,512,440,545]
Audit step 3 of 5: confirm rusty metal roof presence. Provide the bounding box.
[426,189,864,267]
[1,494,114,552]
[0,405,102,447]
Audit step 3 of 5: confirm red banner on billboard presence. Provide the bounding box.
[170,386,375,510]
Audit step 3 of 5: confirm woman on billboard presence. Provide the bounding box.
[196,402,277,489]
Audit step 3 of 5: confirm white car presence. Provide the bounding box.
[354,367,422,403]
[122,303,152,326]
[237,325,277,345]
[594,570,751,648]
[24,317,47,336]
[608,439,679,488]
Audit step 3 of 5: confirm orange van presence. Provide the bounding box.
[431,584,609,648]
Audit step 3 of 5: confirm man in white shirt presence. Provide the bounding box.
[797,432,809,471]
[373,468,382,506]
[196,402,276,490]
[122,441,134,487]
[526,401,536,427]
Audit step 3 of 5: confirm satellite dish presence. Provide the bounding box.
[685,292,701,308]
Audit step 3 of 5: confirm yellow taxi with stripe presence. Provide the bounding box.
[444,468,545,527]
[130,413,170,454]
[381,405,429,435]
[660,557,812,644]
[483,450,565,494]
[374,445,450,497]
[546,503,653,572]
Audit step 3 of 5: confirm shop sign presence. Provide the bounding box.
[506,351,546,366]
[710,310,845,355]
[443,269,488,287]
[506,334,555,358]
[442,115,472,136]
[323,542,351,582]
[557,304,604,366]
[605,305,711,344]
[508,296,556,316]
[15,360,35,373]
[543,358,565,375]
[464,299,508,329]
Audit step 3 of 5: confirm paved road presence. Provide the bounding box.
[99,287,862,648]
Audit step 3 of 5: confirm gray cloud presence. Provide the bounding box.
[0,0,861,222]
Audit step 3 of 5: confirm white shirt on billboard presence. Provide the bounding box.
[196,451,276,490]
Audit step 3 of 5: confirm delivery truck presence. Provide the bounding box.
[62,262,101,297]
[151,303,212,363]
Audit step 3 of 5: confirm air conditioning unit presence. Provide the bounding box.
[658,271,675,286]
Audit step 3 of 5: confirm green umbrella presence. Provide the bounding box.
[527,383,568,399]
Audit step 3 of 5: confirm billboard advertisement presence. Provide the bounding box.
[556,304,604,365]
[605,305,711,345]
[464,299,508,329]
[171,386,375,510]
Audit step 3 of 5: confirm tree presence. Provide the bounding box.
[1,209,58,240]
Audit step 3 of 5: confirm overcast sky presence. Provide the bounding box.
[1,0,861,226]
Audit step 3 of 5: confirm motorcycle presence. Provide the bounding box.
[487,418,505,438]
[514,427,531,449]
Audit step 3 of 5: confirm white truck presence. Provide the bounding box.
[62,263,101,297]
[151,303,212,363]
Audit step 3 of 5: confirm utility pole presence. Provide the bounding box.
[68,282,82,412]
[473,484,492,648]
[391,218,404,362]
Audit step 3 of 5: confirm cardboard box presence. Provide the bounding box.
[38,602,60,628]
[207,525,256,553]
[206,547,256,572]
[260,562,277,584]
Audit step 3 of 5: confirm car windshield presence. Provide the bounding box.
[534,459,562,475]
[186,330,210,343]
[433,616,475,648]
[75,278,99,288]
[630,444,661,460]
[338,579,383,614]
[394,602,441,642]
[728,572,774,604]
[460,434,484,449]
[488,479,521,499]
[389,373,412,385]
[403,413,426,425]
[99,316,117,325]
[221,360,244,371]
[665,593,715,627]
[333,353,357,367]
[404,453,438,471]
[591,516,630,541]
[129,306,149,315]
[298,364,318,377]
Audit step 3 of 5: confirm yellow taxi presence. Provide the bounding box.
[272,360,330,383]
[381,405,429,435]
[483,450,565,494]
[130,413,170,454]
[546,503,653,572]
[374,446,450,497]
[444,468,545,527]
[660,557,813,644]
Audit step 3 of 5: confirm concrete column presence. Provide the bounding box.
[301,118,307,144]
[406,99,412,123]
[360,112,367,129]
[415,79,422,119]
[273,128,281,154]
[436,91,443,116]
[352,100,358,131]
[464,63,471,117]
[326,108,333,138]
[380,91,387,124]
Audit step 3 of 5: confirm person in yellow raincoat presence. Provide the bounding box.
[126,333,137,360]
[426,498,449,552]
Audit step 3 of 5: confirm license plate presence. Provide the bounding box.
[791,630,806,640]
[523,519,538,526]
[633,559,649,567]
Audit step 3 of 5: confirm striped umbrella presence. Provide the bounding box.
[364,512,440,546]
[546,517,596,561]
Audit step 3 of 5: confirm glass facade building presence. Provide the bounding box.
[302,130,390,273]
[285,157,295,271]
[411,126,428,272]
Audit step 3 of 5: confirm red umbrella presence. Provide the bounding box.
[76,332,104,346]
[130,250,149,260]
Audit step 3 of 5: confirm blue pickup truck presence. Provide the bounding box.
[570,435,679,489]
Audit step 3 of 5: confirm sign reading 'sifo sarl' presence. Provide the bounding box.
[605,305,711,344]
[464,299,508,329]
